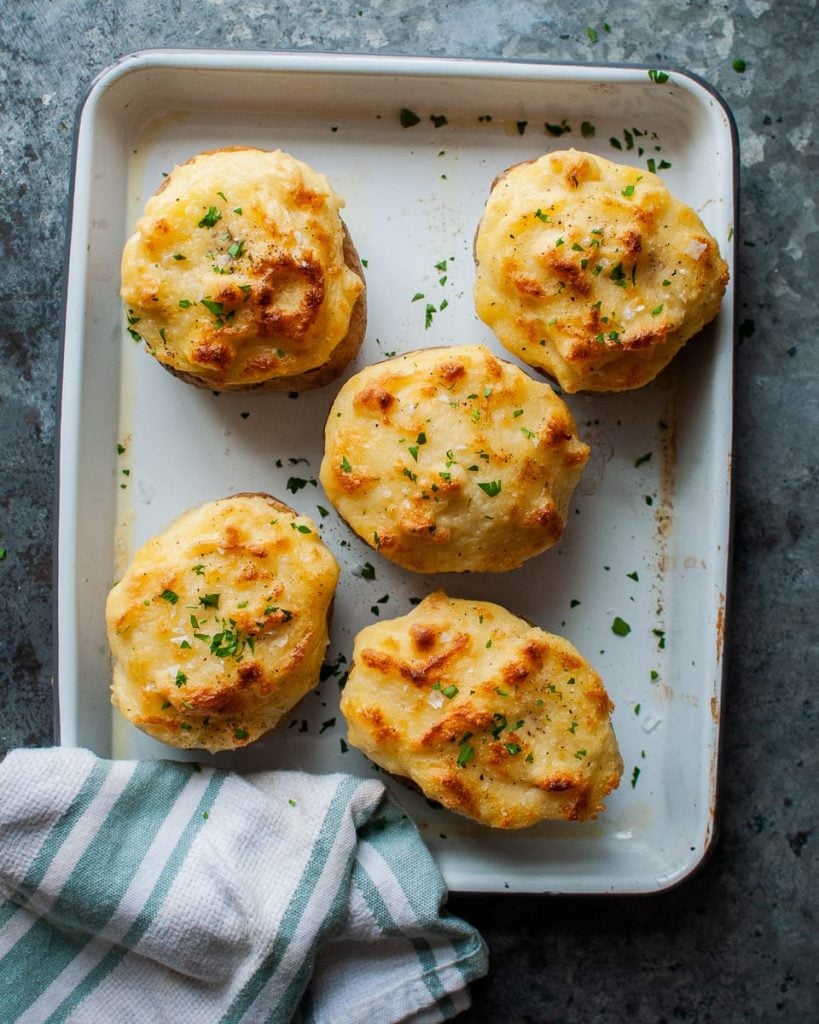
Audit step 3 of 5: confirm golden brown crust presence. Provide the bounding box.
[474,149,729,393]
[121,147,366,392]
[340,592,623,828]
[318,345,589,573]
[105,493,339,752]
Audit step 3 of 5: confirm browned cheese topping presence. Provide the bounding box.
[121,147,364,390]
[341,592,623,828]
[474,149,729,392]
[105,493,339,752]
[319,345,589,573]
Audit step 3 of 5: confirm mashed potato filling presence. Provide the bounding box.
[121,147,364,389]
[474,149,729,392]
[319,345,589,573]
[341,592,623,828]
[106,493,339,752]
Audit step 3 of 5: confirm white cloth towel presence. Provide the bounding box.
[0,748,487,1023]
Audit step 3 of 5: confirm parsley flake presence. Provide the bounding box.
[198,206,222,228]
[456,743,474,768]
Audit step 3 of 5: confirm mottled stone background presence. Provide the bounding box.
[1,1,816,1021]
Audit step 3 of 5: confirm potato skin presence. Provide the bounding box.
[105,493,339,752]
[341,592,623,828]
[474,148,729,392]
[319,344,589,573]
[121,147,366,392]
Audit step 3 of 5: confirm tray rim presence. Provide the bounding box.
[55,48,738,895]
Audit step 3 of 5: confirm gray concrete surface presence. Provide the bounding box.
[0,2,816,1021]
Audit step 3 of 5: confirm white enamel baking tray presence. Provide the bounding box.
[57,50,736,894]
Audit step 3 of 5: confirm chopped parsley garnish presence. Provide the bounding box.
[456,743,474,768]
[411,292,424,302]
[631,766,641,787]
[198,206,222,228]
[199,593,220,609]
[648,69,670,84]
[192,564,205,575]
[175,671,187,687]
[732,58,746,73]
[160,589,179,604]
[505,743,522,755]
[263,606,293,621]
[425,303,436,329]
[490,713,508,739]
[319,718,336,734]
[545,118,571,136]
[399,107,421,127]
[441,684,458,699]
[611,616,631,637]
[228,240,245,259]
[574,748,587,759]
[430,113,448,127]
[317,506,329,518]
[200,298,224,317]
[581,120,596,138]
[340,455,352,473]
[627,571,639,581]
[286,477,309,493]
[178,299,193,308]
[586,26,598,42]
[358,562,376,580]
[478,480,502,497]
[521,427,537,440]
[609,262,627,285]
[534,208,549,222]
[127,327,142,343]
[172,253,186,261]
[622,184,636,197]
[651,304,664,316]
[291,523,312,534]
[210,620,252,659]
[634,452,652,467]
[234,728,249,739]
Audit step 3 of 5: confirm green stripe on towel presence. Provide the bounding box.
[0,759,111,931]
[0,760,190,1019]
[219,775,361,1024]
[352,859,455,1020]
[43,767,226,1024]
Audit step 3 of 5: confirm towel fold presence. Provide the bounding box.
[0,748,487,1023]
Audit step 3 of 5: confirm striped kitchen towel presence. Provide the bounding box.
[0,748,487,1023]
